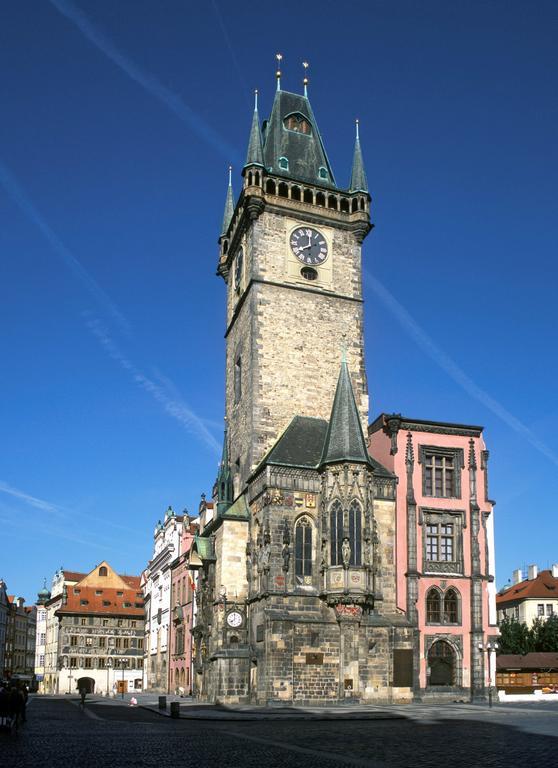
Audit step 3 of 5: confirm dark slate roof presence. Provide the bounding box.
[265,416,329,468]
[245,97,264,168]
[321,361,371,466]
[350,124,368,193]
[221,173,234,236]
[262,90,336,187]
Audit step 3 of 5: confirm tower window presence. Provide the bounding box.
[234,356,242,403]
[283,113,312,135]
[300,267,318,281]
[319,167,328,180]
[278,157,289,171]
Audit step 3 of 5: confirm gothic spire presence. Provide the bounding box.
[349,119,368,193]
[321,360,370,465]
[244,90,264,168]
[221,166,234,237]
[216,424,233,516]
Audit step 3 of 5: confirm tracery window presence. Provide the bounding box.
[283,113,312,134]
[348,500,362,566]
[295,516,313,581]
[330,501,343,566]
[426,589,441,623]
[426,586,460,624]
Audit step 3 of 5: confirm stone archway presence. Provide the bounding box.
[427,640,455,686]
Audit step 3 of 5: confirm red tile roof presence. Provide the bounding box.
[62,571,87,582]
[497,570,558,604]
[56,586,145,617]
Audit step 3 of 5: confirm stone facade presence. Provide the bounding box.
[191,80,496,705]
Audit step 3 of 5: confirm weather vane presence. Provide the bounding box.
[303,61,309,97]
[276,53,283,91]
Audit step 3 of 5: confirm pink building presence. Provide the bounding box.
[368,415,498,701]
[169,513,200,694]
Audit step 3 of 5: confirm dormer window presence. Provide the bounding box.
[278,157,289,171]
[284,113,312,135]
[318,167,328,181]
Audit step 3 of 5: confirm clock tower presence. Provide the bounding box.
[218,82,372,494]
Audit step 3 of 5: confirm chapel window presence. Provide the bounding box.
[426,588,441,623]
[295,516,313,582]
[348,500,362,566]
[330,501,343,566]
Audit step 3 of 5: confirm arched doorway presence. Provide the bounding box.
[77,676,95,694]
[428,640,455,686]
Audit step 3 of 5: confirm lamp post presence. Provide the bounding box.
[478,640,499,707]
[121,658,128,699]
[106,657,113,696]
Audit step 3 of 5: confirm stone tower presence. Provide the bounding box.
[218,83,372,493]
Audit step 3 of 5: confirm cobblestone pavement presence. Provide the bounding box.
[2,696,558,768]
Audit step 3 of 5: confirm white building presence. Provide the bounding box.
[142,506,183,692]
[497,564,558,626]
[34,581,51,692]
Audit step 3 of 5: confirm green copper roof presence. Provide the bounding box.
[350,122,368,193]
[221,169,234,236]
[216,427,233,517]
[193,535,216,562]
[262,90,336,187]
[223,493,249,521]
[321,361,371,465]
[245,92,264,168]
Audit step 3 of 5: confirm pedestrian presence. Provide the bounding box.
[79,687,86,707]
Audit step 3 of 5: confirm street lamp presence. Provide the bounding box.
[121,658,128,699]
[478,639,499,707]
[106,657,113,696]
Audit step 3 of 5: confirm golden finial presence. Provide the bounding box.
[302,61,309,97]
[276,53,283,91]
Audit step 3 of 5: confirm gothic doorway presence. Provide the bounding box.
[77,676,95,694]
[427,640,455,686]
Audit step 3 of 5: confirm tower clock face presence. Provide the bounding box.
[226,610,243,628]
[234,248,243,290]
[290,227,328,266]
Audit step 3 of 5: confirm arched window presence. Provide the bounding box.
[291,186,301,201]
[254,171,260,185]
[428,640,455,687]
[328,195,338,210]
[248,171,253,185]
[278,157,289,171]
[348,500,362,566]
[352,198,359,213]
[316,192,325,207]
[99,566,108,577]
[319,167,328,181]
[426,588,441,623]
[444,588,458,623]
[330,501,343,566]
[303,188,313,204]
[278,182,289,198]
[295,516,313,580]
[283,113,312,134]
[340,198,350,213]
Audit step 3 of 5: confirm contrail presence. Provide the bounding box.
[49,0,241,165]
[0,481,60,514]
[85,315,221,455]
[0,160,130,334]
[364,268,558,469]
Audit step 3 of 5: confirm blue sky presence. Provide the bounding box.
[1,1,557,602]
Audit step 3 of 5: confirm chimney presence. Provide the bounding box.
[512,568,522,585]
[528,564,538,580]
[552,564,558,578]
